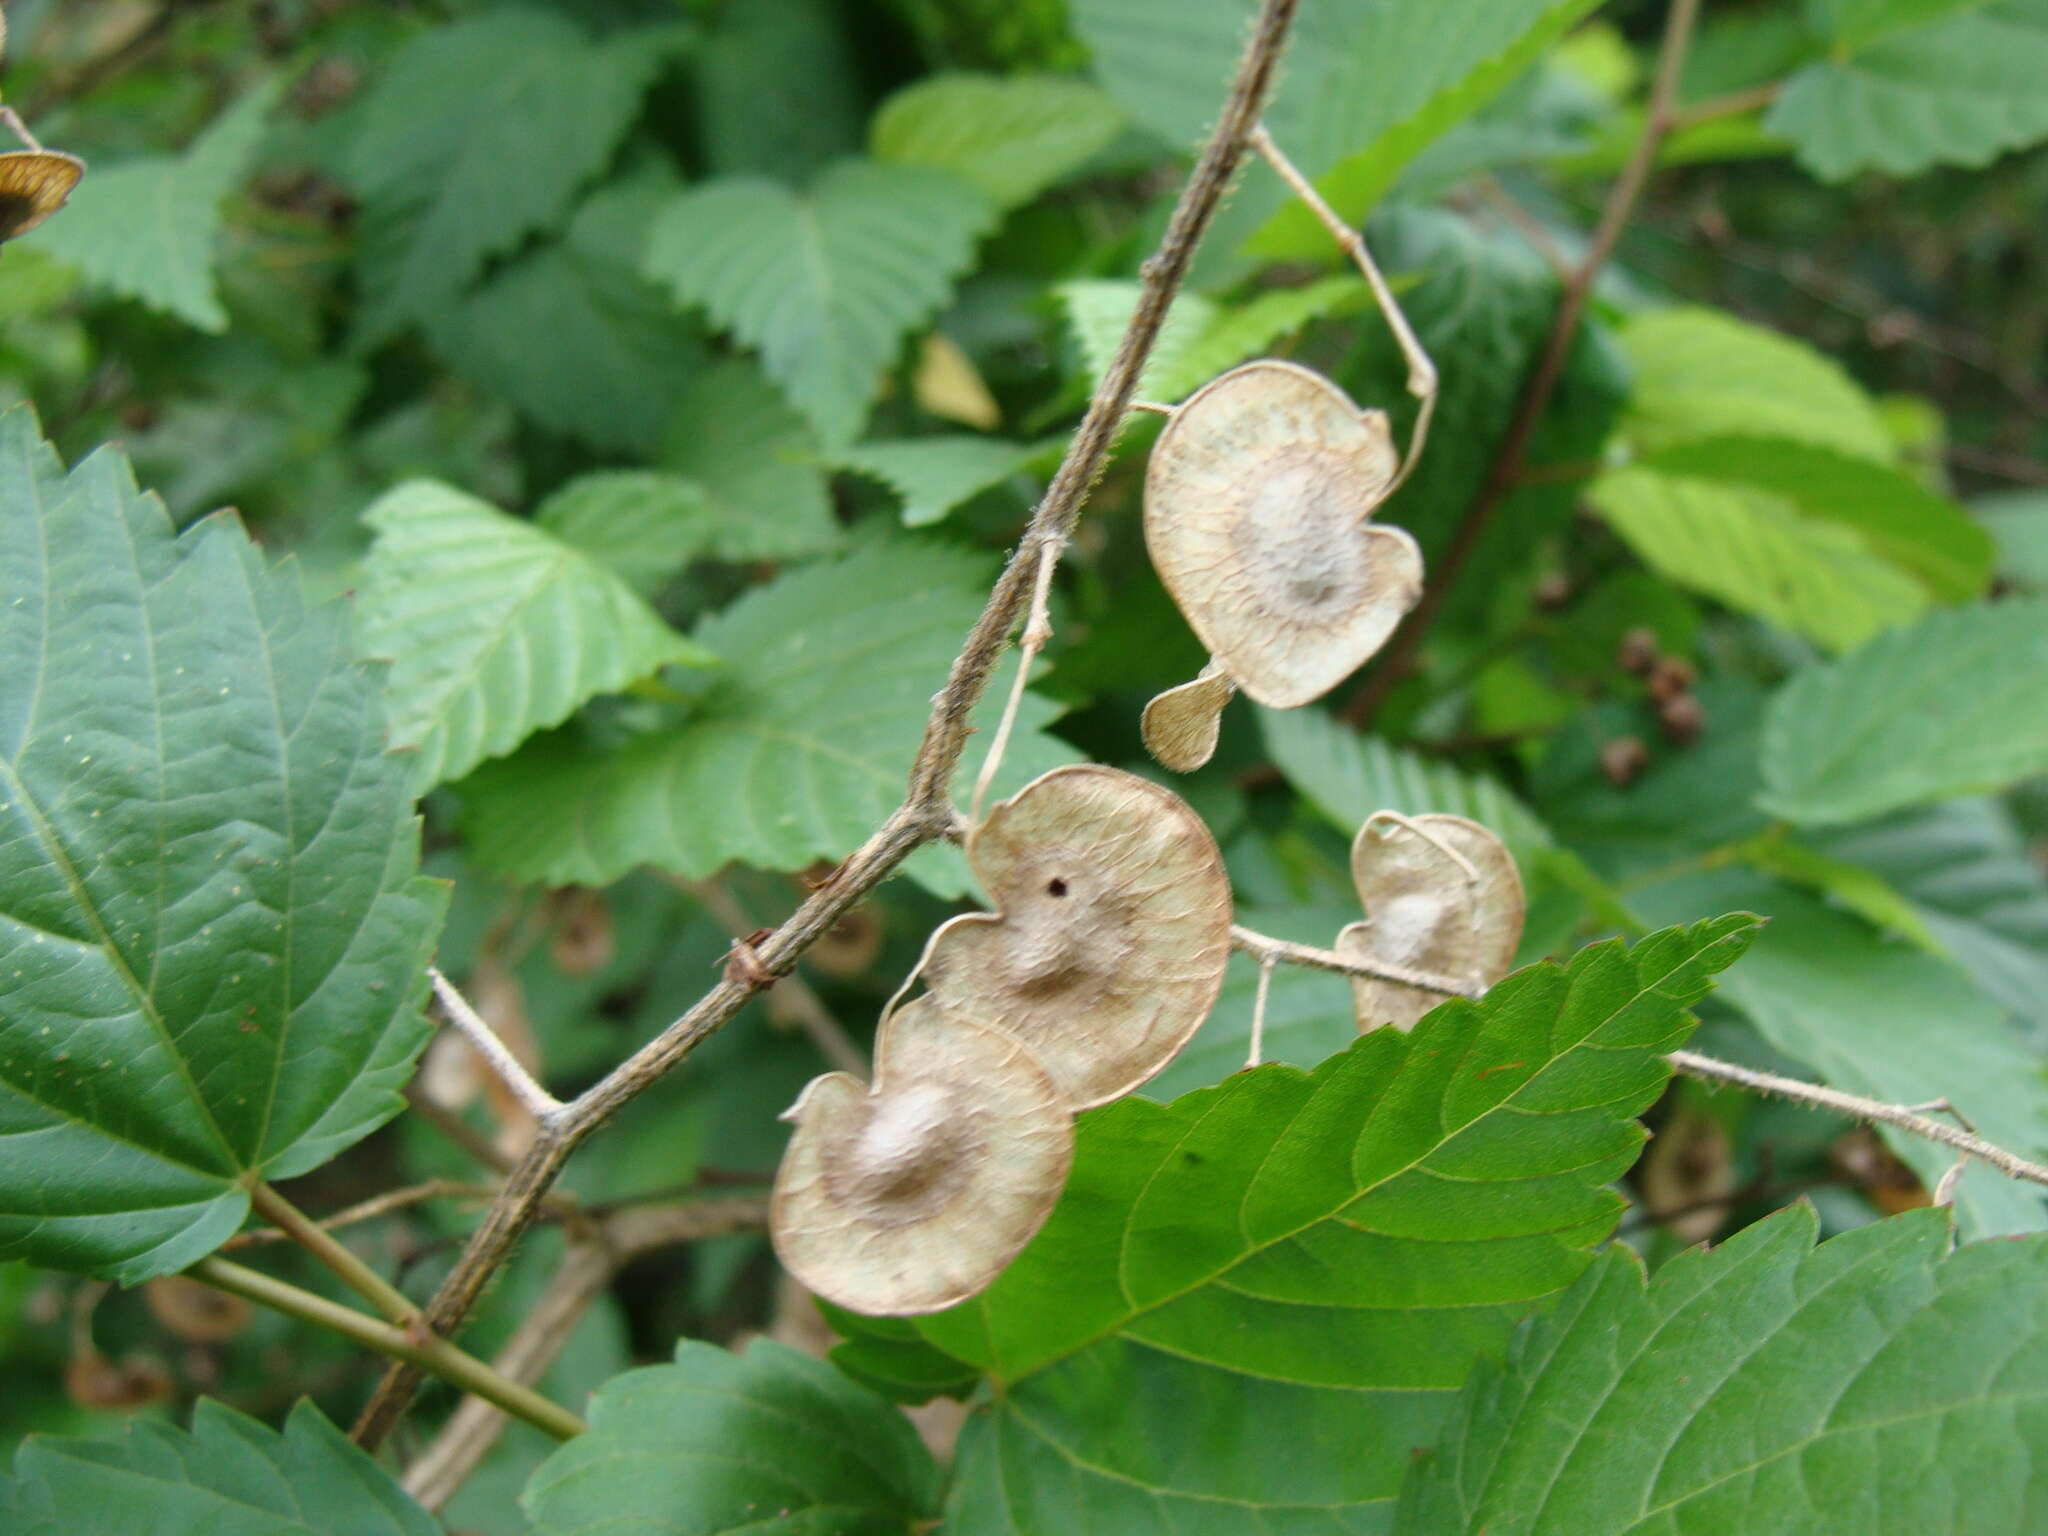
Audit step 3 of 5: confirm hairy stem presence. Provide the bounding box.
[1228,923,1482,997]
[351,0,1304,1450]
[429,967,562,1119]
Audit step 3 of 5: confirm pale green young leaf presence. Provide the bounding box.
[658,359,842,561]
[348,12,684,343]
[1976,489,2048,591]
[0,405,445,1283]
[835,435,1052,526]
[1759,600,2048,825]
[1588,465,1927,652]
[1397,1205,2048,1535]
[871,72,1124,208]
[1054,279,1217,398]
[1736,834,1943,952]
[533,472,718,595]
[357,480,712,792]
[457,538,1073,894]
[643,161,997,446]
[21,80,281,332]
[523,1340,940,1535]
[891,919,1758,1530]
[1769,0,2048,180]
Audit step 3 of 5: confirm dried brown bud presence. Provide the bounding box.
[1599,735,1651,787]
[1532,569,1572,610]
[1645,655,1698,704]
[1141,661,1236,773]
[1658,692,1707,747]
[1616,626,1660,676]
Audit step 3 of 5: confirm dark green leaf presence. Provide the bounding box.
[835,435,1051,527]
[657,359,843,561]
[533,472,719,595]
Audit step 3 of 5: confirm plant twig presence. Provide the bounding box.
[1343,0,1705,727]
[430,966,562,1119]
[969,537,1060,823]
[248,1182,420,1327]
[350,0,1305,1451]
[688,879,866,1075]
[1668,1050,2048,1190]
[187,1257,587,1441]
[403,1082,516,1176]
[227,1179,505,1249]
[1228,924,1482,998]
[1668,80,1780,133]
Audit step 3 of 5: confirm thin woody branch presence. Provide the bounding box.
[1228,923,1481,998]
[351,0,1306,1450]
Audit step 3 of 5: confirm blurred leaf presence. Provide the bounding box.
[868,919,1757,1530]
[1588,465,1928,652]
[835,435,1051,526]
[658,359,843,561]
[523,1340,940,1535]
[347,12,683,343]
[1759,601,2048,824]
[871,72,1124,208]
[1770,0,2048,180]
[0,406,445,1283]
[1397,1205,2048,1534]
[691,0,862,181]
[534,472,717,595]
[22,80,281,332]
[358,479,712,791]
[1,1399,438,1534]
[1054,278,1217,396]
[1977,490,2048,591]
[458,537,1074,892]
[1737,832,1942,952]
[643,161,997,446]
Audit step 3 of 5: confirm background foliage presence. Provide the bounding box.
[2,0,2046,1530]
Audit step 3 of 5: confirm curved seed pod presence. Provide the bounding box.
[0,149,84,242]
[1145,360,1425,709]
[1338,812,1524,1032]
[922,764,1231,1109]
[1141,660,1235,772]
[771,995,1071,1316]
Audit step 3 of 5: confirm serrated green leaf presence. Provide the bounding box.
[1588,465,1927,652]
[1397,1204,2048,1534]
[533,472,718,595]
[1054,278,1217,398]
[1636,869,2046,1237]
[0,405,445,1283]
[1809,0,1994,50]
[1,1399,437,1535]
[1617,306,1895,460]
[427,174,707,454]
[348,12,683,344]
[871,72,1124,208]
[457,537,1075,894]
[835,435,1051,526]
[892,918,1757,1530]
[1644,435,1994,601]
[1977,489,2048,592]
[1758,600,2048,825]
[643,161,996,446]
[20,80,281,332]
[357,480,712,791]
[658,359,843,561]
[523,1339,940,1535]
[1769,0,2048,180]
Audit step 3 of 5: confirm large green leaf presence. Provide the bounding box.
[21,80,281,332]
[642,161,996,446]
[426,174,706,455]
[0,1399,437,1535]
[657,359,843,561]
[1635,870,2046,1238]
[1977,490,2048,591]
[1769,0,2048,180]
[850,918,1756,1529]
[0,406,445,1283]
[1397,1204,2048,1534]
[523,1339,940,1535]
[835,436,1053,527]
[1588,465,1928,652]
[870,72,1124,209]
[1758,600,2048,825]
[457,537,1074,895]
[533,473,719,595]
[347,11,682,344]
[357,480,711,792]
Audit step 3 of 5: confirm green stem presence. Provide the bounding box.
[250,1181,418,1327]
[189,1256,586,1441]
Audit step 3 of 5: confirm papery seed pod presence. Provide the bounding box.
[65,1350,173,1411]
[1637,1108,1735,1246]
[1144,360,1424,709]
[771,995,1071,1316]
[0,149,84,242]
[1140,660,1236,772]
[1337,812,1524,1032]
[1645,655,1698,704]
[921,764,1231,1109]
[144,1276,252,1344]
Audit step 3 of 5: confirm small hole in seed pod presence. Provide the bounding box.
[1046,878,1068,896]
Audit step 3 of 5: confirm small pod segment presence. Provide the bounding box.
[1144,359,1424,709]
[771,995,1072,1316]
[1140,660,1235,773]
[922,764,1232,1110]
[0,149,85,242]
[1338,812,1524,1032]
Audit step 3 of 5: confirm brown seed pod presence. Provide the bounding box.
[1637,1108,1735,1246]
[1140,660,1236,772]
[1616,626,1660,676]
[921,764,1232,1109]
[1144,360,1424,709]
[771,995,1071,1316]
[0,149,85,242]
[1599,735,1651,788]
[144,1276,252,1343]
[1657,691,1706,747]
[1645,655,1698,704]
[1337,812,1524,1032]
[65,1349,173,1411]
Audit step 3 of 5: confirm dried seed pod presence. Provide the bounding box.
[1140,660,1235,772]
[1645,655,1698,704]
[921,764,1231,1108]
[1599,735,1651,788]
[1337,812,1524,1032]
[1637,1108,1735,1246]
[1616,626,1660,676]
[144,1276,252,1343]
[771,995,1071,1316]
[0,149,84,242]
[1657,691,1706,747]
[1145,360,1424,708]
